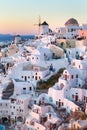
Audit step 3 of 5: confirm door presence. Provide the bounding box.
[75,95,78,101]
[25,76,27,81]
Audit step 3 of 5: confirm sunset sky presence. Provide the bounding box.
[0,0,87,34]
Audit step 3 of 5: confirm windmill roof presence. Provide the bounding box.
[42,21,48,25]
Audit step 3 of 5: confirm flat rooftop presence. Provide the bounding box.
[23,64,48,71]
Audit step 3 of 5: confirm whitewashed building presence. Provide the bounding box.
[56,18,84,39]
[9,94,32,122]
[10,62,50,86]
[14,35,22,44]
[24,104,61,130]
[48,54,87,113]
[13,81,35,96]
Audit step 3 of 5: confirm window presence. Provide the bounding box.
[82,33,84,35]
[74,29,76,31]
[84,96,86,100]
[29,87,32,91]
[34,100,36,104]
[24,76,27,81]
[21,76,23,78]
[20,109,23,112]
[42,97,45,100]
[73,62,75,66]
[72,95,74,98]
[13,106,15,109]
[32,76,34,78]
[76,74,78,78]
[71,75,73,79]
[11,112,14,115]
[79,84,81,87]
[53,53,55,57]
[71,28,73,32]
[35,76,37,80]
[56,101,58,105]
[23,88,26,90]
[60,83,64,88]
[28,76,30,79]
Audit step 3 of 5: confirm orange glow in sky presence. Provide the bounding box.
[0,0,87,34]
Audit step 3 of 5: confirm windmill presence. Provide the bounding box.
[34,16,42,34]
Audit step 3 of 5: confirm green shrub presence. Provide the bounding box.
[37,68,65,90]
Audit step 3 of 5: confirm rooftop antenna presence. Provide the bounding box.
[34,16,42,34]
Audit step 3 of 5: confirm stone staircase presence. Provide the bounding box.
[2,81,14,99]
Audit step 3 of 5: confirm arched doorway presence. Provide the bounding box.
[64,74,68,80]
[35,76,37,80]
[75,94,78,101]
[2,117,8,123]
[17,116,23,122]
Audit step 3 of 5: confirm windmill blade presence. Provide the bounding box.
[38,16,41,26]
[34,24,39,26]
[34,16,42,34]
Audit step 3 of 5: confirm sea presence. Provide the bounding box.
[0,35,35,42]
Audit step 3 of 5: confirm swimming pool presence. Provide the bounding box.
[0,125,5,130]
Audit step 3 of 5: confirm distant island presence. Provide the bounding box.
[0,34,35,42]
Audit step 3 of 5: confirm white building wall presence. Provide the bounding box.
[40,25,49,35]
[35,122,46,130]
[70,88,83,101]
[10,102,17,120]
[48,87,64,101]
[10,95,31,121]
[63,98,79,113]
[23,124,36,130]
[14,36,21,44]
[64,25,79,39]
[11,66,49,83]
[0,100,10,118]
